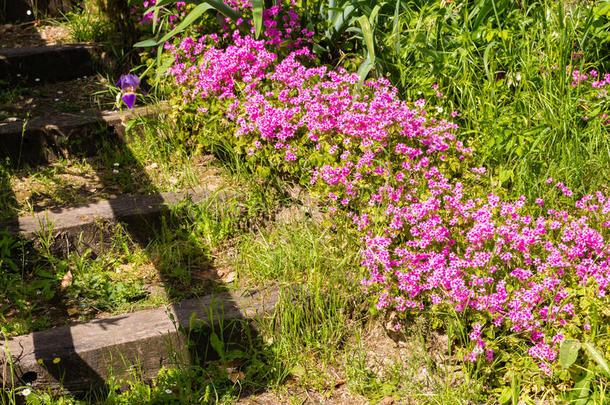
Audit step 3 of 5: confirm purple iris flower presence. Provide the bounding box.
[116,74,140,109]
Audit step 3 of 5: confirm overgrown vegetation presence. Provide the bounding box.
[5,0,610,404]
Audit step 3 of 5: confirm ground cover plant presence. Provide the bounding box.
[129,0,610,402]
[5,0,610,403]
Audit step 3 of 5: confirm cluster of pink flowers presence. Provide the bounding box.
[567,66,610,124]
[134,0,187,26]
[165,2,610,376]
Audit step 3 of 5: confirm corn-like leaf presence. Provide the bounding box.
[583,342,610,377]
[357,15,375,64]
[330,4,355,36]
[253,0,264,38]
[357,56,373,81]
[134,2,215,47]
[133,38,159,48]
[157,3,215,44]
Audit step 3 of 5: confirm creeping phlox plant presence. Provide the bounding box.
[568,66,610,125]
[164,1,610,379]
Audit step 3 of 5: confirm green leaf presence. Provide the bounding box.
[583,342,610,377]
[210,332,226,363]
[559,340,581,368]
[572,369,594,404]
[483,41,496,82]
[202,0,244,23]
[290,364,306,378]
[330,4,355,37]
[252,0,264,39]
[498,387,512,404]
[156,3,215,45]
[357,15,375,64]
[133,38,159,48]
[357,57,373,81]
[595,1,610,17]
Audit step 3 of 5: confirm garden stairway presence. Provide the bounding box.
[0,42,280,395]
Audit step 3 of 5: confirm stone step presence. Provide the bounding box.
[0,44,110,84]
[0,287,280,394]
[0,103,167,168]
[0,187,235,257]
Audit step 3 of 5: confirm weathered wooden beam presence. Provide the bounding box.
[0,44,109,84]
[0,187,234,256]
[0,103,168,167]
[0,287,280,394]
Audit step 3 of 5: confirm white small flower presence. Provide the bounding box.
[165,389,173,394]
[54,98,59,102]
[83,75,88,79]
[34,78,40,82]
[436,106,444,113]
[112,169,119,174]
[26,10,32,16]
[16,74,21,77]
[115,268,121,274]
[57,90,63,94]
[113,162,120,167]
[150,163,158,169]
[79,303,87,309]
[417,91,422,95]
[22,388,31,396]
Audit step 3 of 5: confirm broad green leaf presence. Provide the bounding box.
[357,15,375,64]
[210,332,226,362]
[559,340,581,368]
[252,0,264,38]
[330,4,355,36]
[572,369,594,404]
[498,387,512,404]
[583,342,610,377]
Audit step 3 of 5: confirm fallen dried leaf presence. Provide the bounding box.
[227,370,245,383]
[61,271,73,289]
[381,396,394,405]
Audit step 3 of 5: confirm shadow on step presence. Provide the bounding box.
[0,107,252,398]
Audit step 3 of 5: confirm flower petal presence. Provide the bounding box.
[122,93,136,109]
[116,74,140,91]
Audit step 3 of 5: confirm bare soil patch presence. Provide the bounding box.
[0,22,71,48]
